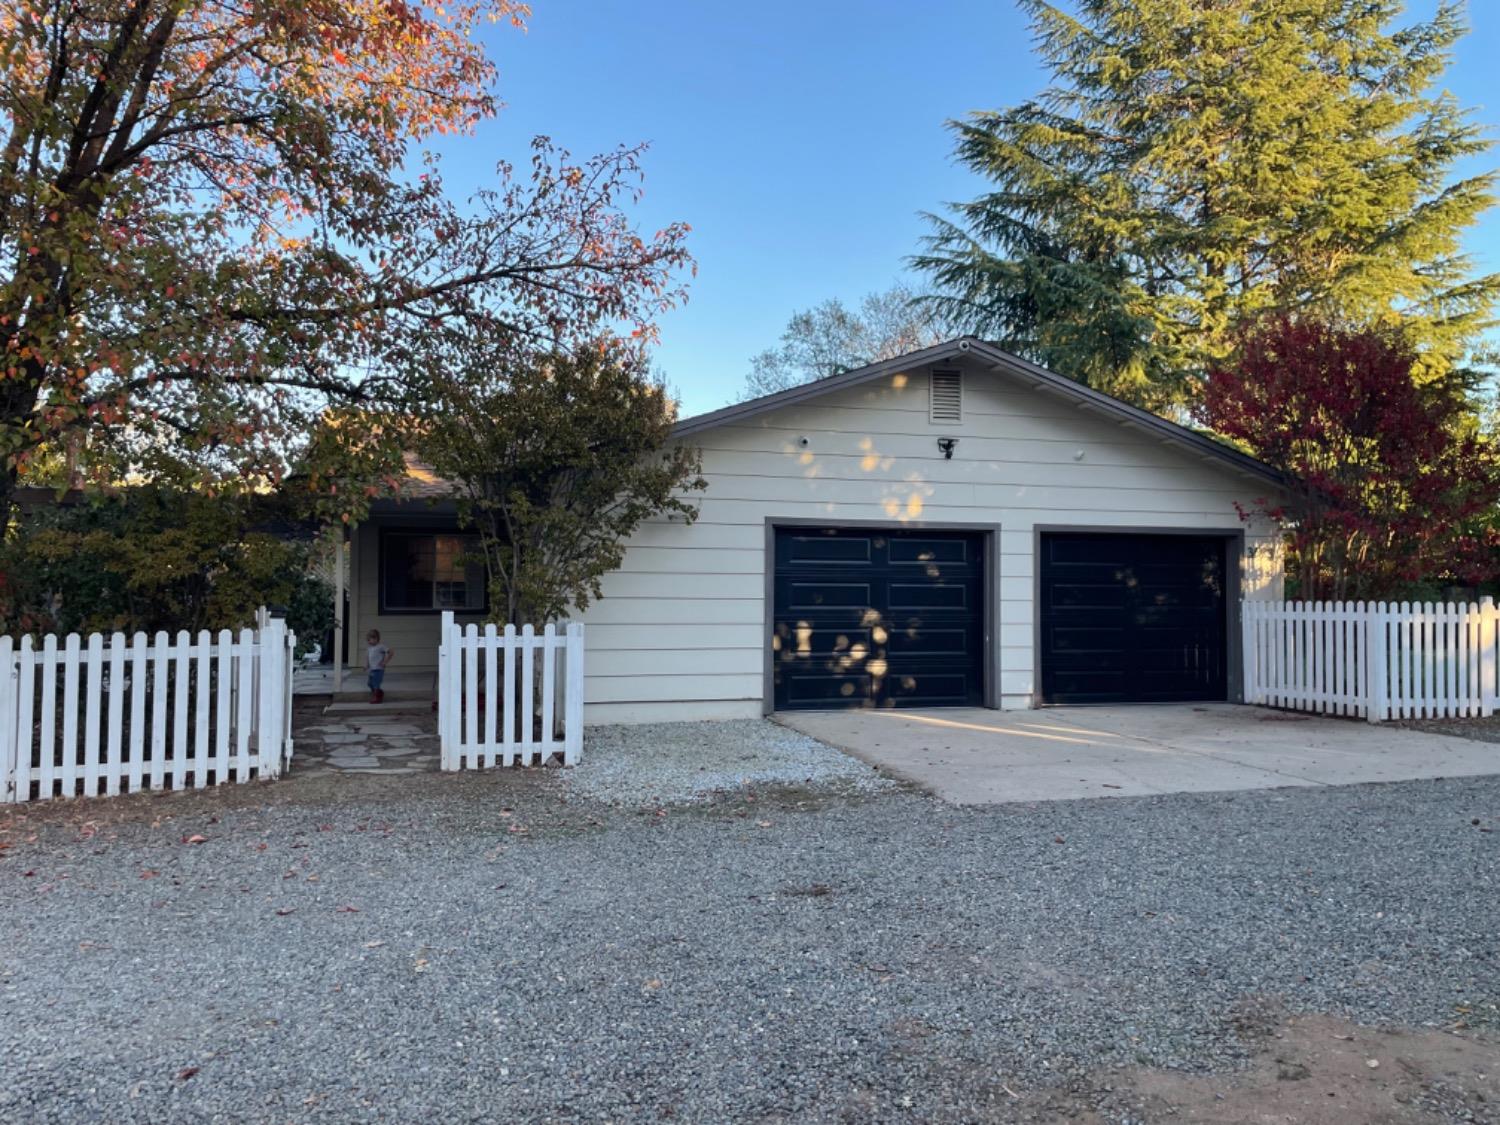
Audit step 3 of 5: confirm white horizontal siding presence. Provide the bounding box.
[612,546,764,573]
[589,648,755,678]
[587,672,763,705]
[586,622,765,651]
[587,699,763,724]
[696,449,1253,491]
[579,356,1284,721]
[580,597,765,627]
[700,428,1235,470]
[597,571,761,600]
[617,521,764,550]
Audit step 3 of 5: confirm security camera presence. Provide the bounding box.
[957,339,972,352]
[798,436,811,447]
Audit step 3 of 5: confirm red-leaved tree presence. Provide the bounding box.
[1198,317,1500,600]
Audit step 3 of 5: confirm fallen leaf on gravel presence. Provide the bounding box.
[363,941,385,949]
[140,869,159,879]
[643,978,663,990]
[274,907,295,916]
[254,842,268,851]
[176,1067,199,1081]
[182,834,208,845]
[413,958,429,973]
[1366,1058,1380,1069]
[756,820,772,828]
[336,905,360,913]
[1054,836,1066,844]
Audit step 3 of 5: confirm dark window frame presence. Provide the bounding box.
[376,527,488,615]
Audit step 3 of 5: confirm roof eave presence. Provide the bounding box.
[965,341,1287,490]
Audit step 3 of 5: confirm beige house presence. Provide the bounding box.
[340,339,1285,722]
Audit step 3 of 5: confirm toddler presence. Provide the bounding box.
[366,630,394,703]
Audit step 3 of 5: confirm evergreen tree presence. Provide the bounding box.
[914,0,1497,408]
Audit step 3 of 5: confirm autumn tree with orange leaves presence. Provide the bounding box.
[0,0,691,520]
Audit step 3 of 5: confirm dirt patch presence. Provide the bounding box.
[1098,1013,1498,1124]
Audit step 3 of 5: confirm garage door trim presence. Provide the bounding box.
[764,518,1000,714]
[1032,525,1246,706]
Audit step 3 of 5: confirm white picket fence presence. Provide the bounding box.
[1242,599,1500,723]
[437,612,584,769]
[1,617,295,803]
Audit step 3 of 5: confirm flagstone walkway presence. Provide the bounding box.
[290,700,441,778]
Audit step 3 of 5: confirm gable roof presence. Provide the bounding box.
[673,337,1284,488]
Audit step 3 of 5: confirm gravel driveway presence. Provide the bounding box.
[2,722,1497,1123]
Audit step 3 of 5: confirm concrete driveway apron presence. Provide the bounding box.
[774,704,1500,805]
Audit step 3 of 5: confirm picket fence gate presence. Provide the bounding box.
[437,612,584,769]
[1242,598,1500,723]
[1,617,295,803]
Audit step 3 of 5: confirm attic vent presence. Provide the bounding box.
[929,369,962,423]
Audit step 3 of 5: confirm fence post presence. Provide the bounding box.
[1367,601,1388,724]
[283,627,297,769]
[563,624,585,766]
[258,618,288,778]
[1239,600,1256,704]
[1482,596,1497,718]
[1,637,15,804]
[438,611,456,771]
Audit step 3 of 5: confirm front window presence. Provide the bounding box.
[380,532,486,612]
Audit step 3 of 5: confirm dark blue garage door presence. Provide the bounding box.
[773,528,985,710]
[1039,532,1229,704]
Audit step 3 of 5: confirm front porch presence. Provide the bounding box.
[294,664,440,706]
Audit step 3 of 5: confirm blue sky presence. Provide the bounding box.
[434,1,1500,417]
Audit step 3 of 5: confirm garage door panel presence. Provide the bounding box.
[1046,670,1127,702]
[1040,533,1228,704]
[781,581,874,609]
[783,671,874,706]
[885,671,974,704]
[1046,583,1130,609]
[885,626,972,657]
[1047,537,1131,565]
[1044,626,1127,657]
[782,535,873,565]
[888,582,972,610]
[889,537,973,565]
[772,623,875,657]
[774,528,984,710]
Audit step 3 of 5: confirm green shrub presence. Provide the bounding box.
[1,487,332,644]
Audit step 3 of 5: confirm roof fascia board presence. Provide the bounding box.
[967,341,1283,487]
